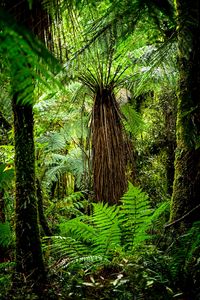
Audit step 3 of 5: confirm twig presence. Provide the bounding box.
[164,204,200,229]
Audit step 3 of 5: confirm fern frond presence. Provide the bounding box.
[121,103,145,135]
[0,164,14,190]
[61,255,110,269]
[59,218,98,244]
[92,203,121,255]
[37,132,67,152]
[44,235,89,259]
[0,222,13,247]
[92,203,120,229]
[119,182,152,250]
[0,9,62,105]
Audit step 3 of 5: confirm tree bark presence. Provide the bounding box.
[3,0,51,290]
[12,97,46,286]
[36,178,52,236]
[170,0,200,230]
[92,88,127,204]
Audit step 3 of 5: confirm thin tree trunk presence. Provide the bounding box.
[36,178,52,236]
[170,0,200,230]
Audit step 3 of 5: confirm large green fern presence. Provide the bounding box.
[44,183,168,269]
[119,182,168,250]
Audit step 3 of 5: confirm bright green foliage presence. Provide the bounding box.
[0,8,62,106]
[121,104,145,135]
[92,203,121,255]
[0,164,14,191]
[120,183,168,250]
[44,183,168,268]
[0,222,13,248]
[120,182,152,249]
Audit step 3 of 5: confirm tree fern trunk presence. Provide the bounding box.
[92,88,127,204]
[170,0,200,230]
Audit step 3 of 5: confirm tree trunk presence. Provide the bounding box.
[36,178,52,236]
[12,97,46,286]
[3,0,51,290]
[92,88,127,204]
[170,0,200,230]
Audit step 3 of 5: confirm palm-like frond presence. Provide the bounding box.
[44,235,89,259]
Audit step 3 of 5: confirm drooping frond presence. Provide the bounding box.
[0,7,62,105]
[121,103,145,136]
[44,235,89,259]
[127,42,178,98]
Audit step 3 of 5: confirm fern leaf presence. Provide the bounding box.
[0,222,13,248]
[59,218,98,244]
[44,235,89,259]
[119,182,152,250]
[92,203,121,255]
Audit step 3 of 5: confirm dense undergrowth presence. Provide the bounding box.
[0,184,199,299]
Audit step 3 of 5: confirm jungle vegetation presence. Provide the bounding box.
[0,0,200,299]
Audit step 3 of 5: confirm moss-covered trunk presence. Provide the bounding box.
[170,0,200,229]
[12,96,46,285]
[4,0,50,289]
[36,178,52,236]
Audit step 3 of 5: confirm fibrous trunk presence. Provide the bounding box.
[170,0,200,230]
[92,88,127,204]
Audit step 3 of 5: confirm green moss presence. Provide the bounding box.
[12,97,46,289]
[170,0,200,229]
